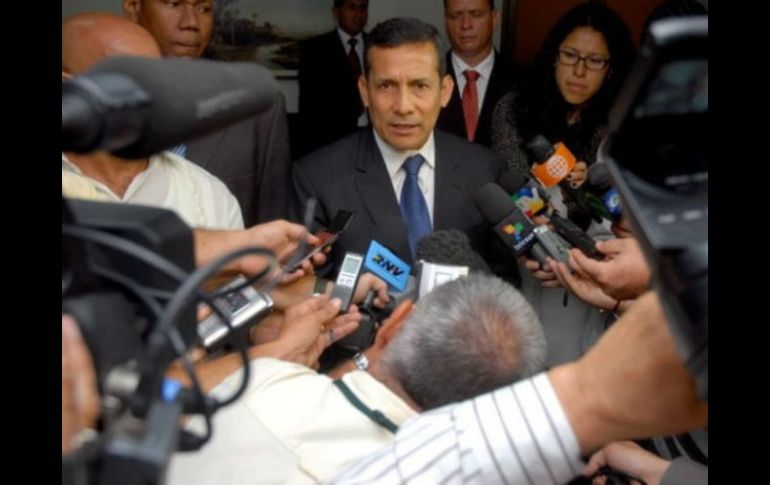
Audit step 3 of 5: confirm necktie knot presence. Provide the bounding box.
[464,69,480,82]
[348,38,358,49]
[402,154,424,176]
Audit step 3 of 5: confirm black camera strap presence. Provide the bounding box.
[333,379,399,434]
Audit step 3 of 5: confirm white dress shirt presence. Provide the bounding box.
[62,151,243,230]
[451,50,496,113]
[373,130,436,225]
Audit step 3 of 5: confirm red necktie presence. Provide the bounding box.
[462,69,480,141]
[348,38,362,81]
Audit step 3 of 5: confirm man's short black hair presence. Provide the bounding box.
[443,0,495,10]
[364,17,445,76]
[334,0,368,9]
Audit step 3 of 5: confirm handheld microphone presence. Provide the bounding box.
[528,135,604,223]
[364,240,411,292]
[415,229,491,273]
[415,230,492,298]
[366,214,417,302]
[527,135,577,188]
[474,182,582,265]
[474,183,538,256]
[474,183,556,266]
[337,234,417,353]
[499,171,605,260]
[62,56,279,159]
[498,169,550,218]
[586,163,622,218]
[586,162,613,193]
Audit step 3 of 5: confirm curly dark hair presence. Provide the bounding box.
[515,1,635,162]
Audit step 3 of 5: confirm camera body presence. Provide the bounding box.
[63,199,198,485]
[601,16,708,400]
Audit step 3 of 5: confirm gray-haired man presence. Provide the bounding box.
[168,273,546,484]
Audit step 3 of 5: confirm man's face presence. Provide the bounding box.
[359,42,453,151]
[333,0,369,37]
[444,0,498,64]
[124,0,213,58]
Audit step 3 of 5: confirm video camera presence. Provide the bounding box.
[600,16,708,400]
[62,57,281,485]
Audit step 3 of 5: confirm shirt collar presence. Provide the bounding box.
[372,129,436,178]
[451,49,495,79]
[337,28,364,47]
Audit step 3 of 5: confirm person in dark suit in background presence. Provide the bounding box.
[436,0,517,148]
[293,17,505,277]
[123,0,292,225]
[297,0,370,157]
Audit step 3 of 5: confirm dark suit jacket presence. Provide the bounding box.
[293,129,508,277]
[436,51,518,148]
[186,92,292,226]
[297,30,365,157]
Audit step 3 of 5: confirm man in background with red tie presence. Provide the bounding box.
[437,0,518,148]
[298,0,370,157]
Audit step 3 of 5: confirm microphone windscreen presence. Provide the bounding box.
[498,169,529,194]
[85,56,278,158]
[587,163,613,190]
[416,229,491,273]
[473,183,518,223]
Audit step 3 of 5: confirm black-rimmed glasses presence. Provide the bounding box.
[557,49,610,71]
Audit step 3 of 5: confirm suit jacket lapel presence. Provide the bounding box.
[479,53,506,123]
[433,131,464,230]
[353,130,402,223]
[443,52,468,139]
[186,128,227,170]
[353,130,410,256]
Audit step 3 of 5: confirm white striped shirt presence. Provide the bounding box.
[329,373,584,485]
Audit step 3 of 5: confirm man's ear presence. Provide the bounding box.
[440,74,454,108]
[373,300,413,349]
[358,74,370,108]
[123,0,141,22]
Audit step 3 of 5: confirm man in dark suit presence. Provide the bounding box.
[293,17,507,277]
[123,0,292,225]
[297,0,369,157]
[184,97,292,225]
[436,0,517,148]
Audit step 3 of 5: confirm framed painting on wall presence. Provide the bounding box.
[209,0,336,79]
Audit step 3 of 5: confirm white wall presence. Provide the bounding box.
[61,1,503,112]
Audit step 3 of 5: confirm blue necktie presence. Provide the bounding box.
[399,154,432,257]
[170,143,188,159]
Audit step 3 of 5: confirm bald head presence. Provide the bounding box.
[62,12,161,76]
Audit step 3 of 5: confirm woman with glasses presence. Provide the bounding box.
[492,2,634,210]
[490,2,635,368]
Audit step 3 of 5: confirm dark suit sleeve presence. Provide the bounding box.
[292,159,338,277]
[291,160,331,231]
[254,92,292,223]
